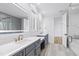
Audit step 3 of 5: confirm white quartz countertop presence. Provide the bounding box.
[0,37,40,56]
[37,33,48,36]
[37,37,45,41]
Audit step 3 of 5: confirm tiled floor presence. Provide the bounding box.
[41,43,76,56]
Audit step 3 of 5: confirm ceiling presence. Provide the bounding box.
[37,3,69,17]
[0,3,79,18]
[0,3,31,18]
[0,3,70,18]
[37,3,79,17]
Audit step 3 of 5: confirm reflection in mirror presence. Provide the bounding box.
[0,17,22,30]
[0,12,23,33]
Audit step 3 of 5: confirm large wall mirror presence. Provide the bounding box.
[0,12,23,33]
[0,17,22,30]
[0,12,42,34]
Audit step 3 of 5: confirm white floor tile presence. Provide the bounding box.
[41,43,76,56]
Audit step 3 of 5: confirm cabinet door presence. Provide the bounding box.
[13,49,25,56]
[35,39,41,56]
[45,34,48,45]
[27,49,35,56]
[25,43,35,56]
[13,52,23,56]
[35,46,41,56]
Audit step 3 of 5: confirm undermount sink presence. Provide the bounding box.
[14,37,35,44]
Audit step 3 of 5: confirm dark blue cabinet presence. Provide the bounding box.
[35,39,41,56]
[13,49,25,56]
[45,34,48,45]
[13,39,41,56]
[37,34,48,48]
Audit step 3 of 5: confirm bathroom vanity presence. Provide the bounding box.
[0,34,48,56]
[13,38,41,56]
[0,37,41,56]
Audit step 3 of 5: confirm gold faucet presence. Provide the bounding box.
[19,35,23,40]
[21,35,23,40]
[15,35,23,42]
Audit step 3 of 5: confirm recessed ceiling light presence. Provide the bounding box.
[41,11,46,14]
[71,6,79,10]
[36,3,40,5]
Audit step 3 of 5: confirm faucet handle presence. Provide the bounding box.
[19,35,23,40]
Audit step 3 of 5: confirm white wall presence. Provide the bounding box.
[43,16,54,43]
[69,13,79,55]
[69,13,79,35]
[54,16,63,36]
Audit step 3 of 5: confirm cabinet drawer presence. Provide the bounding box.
[13,49,25,56]
[35,46,41,56]
[45,35,48,45]
[25,43,35,55]
[27,49,35,56]
[45,39,48,45]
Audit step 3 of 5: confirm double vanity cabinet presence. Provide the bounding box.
[13,34,48,56]
[0,34,48,56]
[13,39,41,56]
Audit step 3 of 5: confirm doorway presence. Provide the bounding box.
[54,13,67,47]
